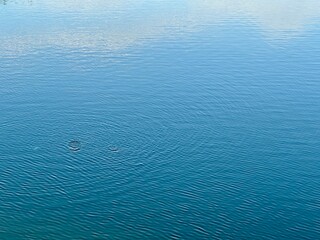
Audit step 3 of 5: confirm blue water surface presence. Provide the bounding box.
[1,1,320,239]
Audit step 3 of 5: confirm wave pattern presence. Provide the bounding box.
[1,1,320,239]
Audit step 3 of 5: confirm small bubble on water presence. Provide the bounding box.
[68,140,81,152]
[108,145,119,152]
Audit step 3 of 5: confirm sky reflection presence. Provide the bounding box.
[1,0,320,54]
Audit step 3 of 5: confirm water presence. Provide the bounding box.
[1,1,320,239]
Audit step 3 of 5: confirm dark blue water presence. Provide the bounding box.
[1,1,320,239]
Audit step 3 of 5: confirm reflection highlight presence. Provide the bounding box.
[1,0,320,54]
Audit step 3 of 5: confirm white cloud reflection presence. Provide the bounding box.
[1,0,320,54]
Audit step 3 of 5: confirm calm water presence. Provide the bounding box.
[1,1,320,239]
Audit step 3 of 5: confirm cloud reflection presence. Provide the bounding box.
[1,0,320,54]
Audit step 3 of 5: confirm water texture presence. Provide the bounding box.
[1,1,320,239]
